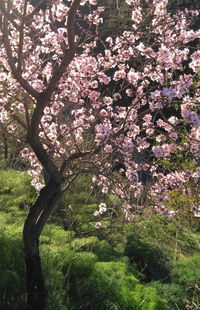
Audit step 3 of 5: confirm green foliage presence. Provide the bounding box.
[52,175,99,233]
[151,256,200,310]
[158,149,195,172]
[132,284,169,310]
[0,226,25,309]
[171,256,200,309]
[172,255,200,286]
[0,169,200,310]
[84,261,139,310]
[0,169,36,214]
[41,224,75,245]
[125,234,170,282]
[53,175,123,237]
[167,190,200,231]
[66,259,168,310]
[125,215,200,261]
[70,237,120,261]
[150,282,186,310]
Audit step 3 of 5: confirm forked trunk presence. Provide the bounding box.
[23,180,61,309]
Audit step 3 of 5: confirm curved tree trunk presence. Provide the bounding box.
[23,179,61,310]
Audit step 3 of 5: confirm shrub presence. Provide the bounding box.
[66,260,168,310]
[125,234,170,282]
[0,169,36,214]
[151,256,200,310]
[172,255,200,287]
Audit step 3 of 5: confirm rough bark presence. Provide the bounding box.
[24,251,47,310]
[23,180,61,309]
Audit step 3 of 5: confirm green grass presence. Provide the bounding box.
[0,169,200,309]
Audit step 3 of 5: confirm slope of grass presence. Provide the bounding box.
[0,169,199,310]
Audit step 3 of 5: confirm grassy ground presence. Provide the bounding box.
[0,169,200,310]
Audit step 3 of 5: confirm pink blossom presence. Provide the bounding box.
[95,222,102,229]
[99,203,107,214]
[131,8,142,24]
[143,114,152,123]
[153,146,164,158]
[104,144,113,153]
[191,206,200,218]
[169,132,178,141]
[126,89,133,97]
[189,50,200,72]
[100,109,108,118]
[113,70,126,81]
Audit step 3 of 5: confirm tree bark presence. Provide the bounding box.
[24,247,47,310]
[23,179,61,309]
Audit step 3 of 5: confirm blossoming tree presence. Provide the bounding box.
[0,0,200,308]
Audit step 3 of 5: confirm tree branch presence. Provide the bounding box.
[0,1,20,30]
[12,113,28,129]
[25,0,46,23]
[27,135,62,184]
[1,13,39,99]
[42,0,81,99]
[17,0,28,72]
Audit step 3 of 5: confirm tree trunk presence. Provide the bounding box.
[24,242,47,310]
[23,179,61,309]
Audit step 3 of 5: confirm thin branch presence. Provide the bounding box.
[12,113,27,129]
[17,0,28,72]
[60,150,90,174]
[0,1,20,30]
[25,0,46,23]
[23,96,31,129]
[1,8,39,99]
[0,122,26,143]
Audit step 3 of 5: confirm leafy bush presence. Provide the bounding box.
[70,236,119,261]
[172,255,200,287]
[0,169,36,214]
[66,259,168,310]
[150,282,185,310]
[171,256,200,309]
[167,190,200,231]
[125,234,170,282]
[151,256,200,310]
